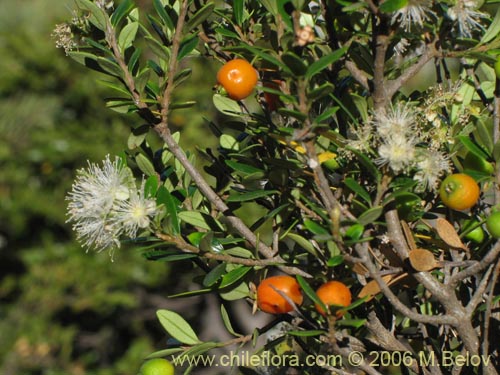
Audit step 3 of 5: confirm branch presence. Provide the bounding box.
[372,34,390,112]
[494,78,500,205]
[147,1,309,278]
[385,41,438,99]
[345,60,370,91]
[156,232,289,268]
[448,240,500,287]
[355,241,456,326]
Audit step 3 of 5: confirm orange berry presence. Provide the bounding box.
[257,275,303,314]
[217,59,258,101]
[439,173,480,211]
[315,281,352,317]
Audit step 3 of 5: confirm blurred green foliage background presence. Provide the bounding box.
[0,1,219,374]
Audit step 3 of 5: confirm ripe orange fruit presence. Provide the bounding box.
[257,275,303,314]
[217,59,258,101]
[439,173,480,211]
[315,281,352,317]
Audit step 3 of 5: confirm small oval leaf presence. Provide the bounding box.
[156,309,201,345]
[436,218,467,250]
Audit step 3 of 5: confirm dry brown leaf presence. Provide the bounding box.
[352,263,369,276]
[401,220,417,250]
[436,218,467,251]
[408,248,439,272]
[358,273,410,302]
[358,275,394,300]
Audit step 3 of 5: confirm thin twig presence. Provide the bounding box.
[385,41,438,99]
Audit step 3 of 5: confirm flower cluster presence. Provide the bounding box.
[66,156,159,255]
[347,101,452,191]
[447,0,489,38]
[391,0,435,32]
[389,0,488,38]
[52,23,77,56]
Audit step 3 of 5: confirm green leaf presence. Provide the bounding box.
[286,233,317,256]
[281,52,308,76]
[233,0,244,26]
[110,0,135,26]
[260,0,278,14]
[220,134,239,151]
[97,79,131,96]
[203,263,227,287]
[157,186,180,235]
[277,0,293,29]
[288,330,325,337]
[276,108,308,122]
[225,160,263,175]
[358,206,383,225]
[344,177,371,205]
[227,189,278,202]
[458,135,490,159]
[170,101,197,110]
[68,51,98,66]
[135,153,156,176]
[379,0,408,13]
[327,255,344,267]
[213,94,242,116]
[178,211,221,231]
[223,246,254,258]
[480,7,500,45]
[153,0,175,30]
[336,319,367,328]
[145,348,184,359]
[305,47,346,79]
[220,304,241,337]
[214,27,240,39]
[145,36,170,61]
[219,266,252,289]
[156,309,201,345]
[296,275,324,308]
[156,253,198,262]
[96,57,123,77]
[227,44,289,73]
[75,0,108,30]
[347,147,381,182]
[174,68,193,86]
[118,21,139,52]
[127,124,149,149]
[180,342,219,358]
[187,232,204,246]
[178,35,199,60]
[184,2,215,31]
[314,107,339,124]
[303,219,329,235]
[345,224,364,240]
[220,281,249,301]
[307,83,334,100]
[144,175,159,198]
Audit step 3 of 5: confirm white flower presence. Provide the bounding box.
[112,180,158,238]
[391,0,435,31]
[66,155,157,254]
[67,155,134,217]
[394,38,411,56]
[377,133,417,173]
[374,102,416,139]
[414,149,452,191]
[447,0,488,37]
